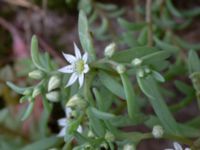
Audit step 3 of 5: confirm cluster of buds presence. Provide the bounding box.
[46,75,61,102]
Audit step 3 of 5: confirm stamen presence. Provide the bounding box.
[75,59,84,74]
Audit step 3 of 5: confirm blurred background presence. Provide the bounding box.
[0,0,200,149]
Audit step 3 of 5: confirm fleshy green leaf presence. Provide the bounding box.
[78,10,96,61]
[188,50,200,74]
[141,50,171,65]
[154,37,180,53]
[118,18,146,31]
[89,107,116,120]
[31,36,47,72]
[111,46,157,63]
[98,71,125,99]
[152,71,165,82]
[120,73,140,119]
[6,81,26,94]
[137,27,148,45]
[137,75,181,135]
[166,0,183,18]
[87,108,106,137]
[21,136,60,150]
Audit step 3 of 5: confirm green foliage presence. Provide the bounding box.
[5,0,200,149]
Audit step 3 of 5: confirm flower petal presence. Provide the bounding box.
[57,127,66,137]
[174,142,183,150]
[66,73,78,87]
[65,107,72,117]
[62,52,76,63]
[58,118,66,127]
[83,64,89,73]
[78,74,84,88]
[77,125,83,133]
[82,53,88,63]
[58,65,74,73]
[73,43,81,59]
[185,148,191,150]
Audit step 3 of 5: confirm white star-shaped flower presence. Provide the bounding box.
[165,142,191,150]
[57,107,83,137]
[58,43,89,88]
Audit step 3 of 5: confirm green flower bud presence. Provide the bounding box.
[105,131,115,142]
[46,91,59,102]
[28,70,44,80]
[104,42,116,58]
[144,66,151,74]
[66,95,87,108]
[23,89,32,95]
[152,125,164,138]
[100,142,108,149]
[123,144,135,150]
[87,130,95,138]
[48,75,61,92]
[137,69,144,78]
[132,58,142,66]
[32,87,41,97]
[116,64,126,74]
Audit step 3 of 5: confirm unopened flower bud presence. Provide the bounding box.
[66,95,87,108]
[123,144,136,150]
[152,125,164,138]
[132,58,142,66]
[116,64,126,74]
[100,142,108,149]
[23,89,32,95]
[48,75,61,91]
[28,70,44,80]
[88,130,95,138]
[105,131,115,142]
[32,87,41,97]
[104,42,116,58]
[137,69,144,78]
[144,66,151,74]
[46,91,59,102]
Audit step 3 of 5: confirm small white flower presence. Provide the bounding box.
[58,43,89,88]
[57,107,82,137]
[165,142,191,150]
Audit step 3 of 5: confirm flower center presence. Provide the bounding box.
[75,59,84,74]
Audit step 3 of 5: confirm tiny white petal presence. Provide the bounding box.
[62,52,76,63]
[57,127,66,137]
[78,74,84,88]
[73,43,81,59]
[174,142,183,150]
[65,107,72,117]
[66,73,78,87]
[83,64,89,73]
[58,118,66,127]
[185,148,191,150]
[58,65,74,73]
[82,53,88,63]
[77,125,83,133]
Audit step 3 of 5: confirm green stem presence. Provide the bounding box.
[164,134,193,146]
[84,71,96,106]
